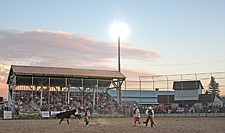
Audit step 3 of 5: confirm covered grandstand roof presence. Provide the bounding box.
[7,65,126,84]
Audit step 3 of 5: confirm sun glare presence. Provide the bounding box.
[110,22,129,40]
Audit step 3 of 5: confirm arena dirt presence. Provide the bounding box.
[0,117,225,133]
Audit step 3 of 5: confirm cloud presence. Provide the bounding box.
[0,29,161,67]
[0,29,161,98]
[122,45,161,61]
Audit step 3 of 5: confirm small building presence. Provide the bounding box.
[199,94,224,107]
[173,80,203,106]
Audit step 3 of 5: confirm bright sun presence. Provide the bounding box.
[110,22,130,40]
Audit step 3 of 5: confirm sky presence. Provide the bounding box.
[0,0,225,98]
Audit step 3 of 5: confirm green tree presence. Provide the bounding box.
[208,76,220,96]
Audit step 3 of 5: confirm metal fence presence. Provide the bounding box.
[122,72,225,94]
[120,72,225,117]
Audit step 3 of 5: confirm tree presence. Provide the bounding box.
[208,76,220,96]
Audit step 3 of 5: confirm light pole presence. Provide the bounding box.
[118,36,121,72]
[110,22,129,72]
[117,35,121,108]
[110,22,129,109]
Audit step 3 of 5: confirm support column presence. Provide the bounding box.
[118,79,121,108]
[97,79,99,112]
[81,78,84,108]
[40,87,43,106]
[66,78,70,105]
[93,86,95,109]
[31,76,34,105]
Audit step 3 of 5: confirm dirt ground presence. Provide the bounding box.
[0,117,225,133]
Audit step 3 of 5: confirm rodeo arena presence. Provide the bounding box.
[1,65,225,132]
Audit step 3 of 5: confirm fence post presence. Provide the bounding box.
[181,74,184,107]
[166,75,169,106]
[139,76,141,105]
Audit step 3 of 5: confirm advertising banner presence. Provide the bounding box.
[3,111,12,119]
[41,111,49,118]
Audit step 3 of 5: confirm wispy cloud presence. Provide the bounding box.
[0,29,161,68]
[0,29,161,98]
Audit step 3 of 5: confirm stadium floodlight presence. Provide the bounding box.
[110,22,129,72]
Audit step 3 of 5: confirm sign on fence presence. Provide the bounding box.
[3,111,12,119]
[41,111,49,118]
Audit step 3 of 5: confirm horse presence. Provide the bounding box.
[56,109,81,124]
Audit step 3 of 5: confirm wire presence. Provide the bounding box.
[121,59,225,67]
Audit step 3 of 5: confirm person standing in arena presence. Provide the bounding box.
[37,108,42,119]
[143,106,155,127]
[84,107,91,126]
[133,105,141,126]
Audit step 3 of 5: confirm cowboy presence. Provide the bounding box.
[133,105,141,126]
[143,106,155,127]
[84,107,91,126]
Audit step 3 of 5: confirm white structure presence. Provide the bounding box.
[173,80,203,101]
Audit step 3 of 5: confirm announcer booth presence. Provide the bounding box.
[7,65,126,114]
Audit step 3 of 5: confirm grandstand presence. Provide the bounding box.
[6,65,126,114]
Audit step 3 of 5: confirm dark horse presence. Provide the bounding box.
[56,109,81,124]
